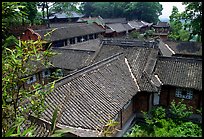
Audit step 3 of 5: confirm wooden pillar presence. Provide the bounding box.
[67,39,70,45]
[75,37,77,43]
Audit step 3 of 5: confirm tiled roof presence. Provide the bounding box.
[153,22,170,28]
[154,57,202,90]
[93,43,159,92]
[40,53,139,132]
[34,24,105,42]
[128,20,146,30]
[49,23,88,28]
[21,116,100,137]
[163,40,202,56]
[50,48,96,70]
[103,18,127,24]
[158,40,174,57]
[122,23,134,31]
[105,28,115,34]
[79,17,105,26]
[58,39,101,52]
[106,23,127,33]
[45,12,83,19]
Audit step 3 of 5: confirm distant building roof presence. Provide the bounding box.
[106,23,127,33]
[103,18,127,24]
[45,12,84,20]
[128,20,147,30]
[153,56,202,90]
[122,23,135,31]
[78,16,105,27]
[153,22,170,28]
[34,24,105,42]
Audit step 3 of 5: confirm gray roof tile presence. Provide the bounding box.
[154,57,202,90]
[40,54,139,131]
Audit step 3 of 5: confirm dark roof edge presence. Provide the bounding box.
[161,84,202,91]
[51,47,96,53]
[158,55,202,62]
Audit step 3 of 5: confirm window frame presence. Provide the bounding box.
[175,88,193,100]
[42,69,51,78]
[26,74,37,84]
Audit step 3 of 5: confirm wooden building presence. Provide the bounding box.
[152,56,202,112]
[21,54,140,137]
[152,22,170,41]
[44,11,84,23]
[34,23,105,47]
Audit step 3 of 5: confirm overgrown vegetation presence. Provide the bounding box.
[169,2,202,42]
[125,100,202,137]
[2,2,57,136]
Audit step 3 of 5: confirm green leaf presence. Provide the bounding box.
[51,107,59,132]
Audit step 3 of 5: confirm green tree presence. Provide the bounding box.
[19,2,38,25]
[169,6,183,41]
[125,100,202,137]
[125,2,163,23]
[49,2,81,15]
[80,2,96,17]
[181,2,202,42]
[2,2,25,38]
[80,2,162,23]
[2,36,56,136]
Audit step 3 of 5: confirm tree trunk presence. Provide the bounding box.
[46,2,50,28]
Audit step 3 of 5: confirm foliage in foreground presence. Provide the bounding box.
[2,35,57,137]
[125,100,202,137]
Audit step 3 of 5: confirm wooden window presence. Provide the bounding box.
[70,38,75,44]
[26,75,37,84]
[175,88,193,100]
[42,69,51,78]
[77,36,82,42]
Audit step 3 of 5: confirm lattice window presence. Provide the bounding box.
[175,88,193,100]
[42,69,51,78]
[26,75,37,84]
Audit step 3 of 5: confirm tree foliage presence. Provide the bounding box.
[125,100,202,137]
[2,36,56,136]
[2,4,56,135]
[20,2,38,25]
[49,2,80,14]
[169,2,202,42]
[181,2,202,42]
[80,2,163,23]
[125,2,163,23]
[2,2,25,38]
